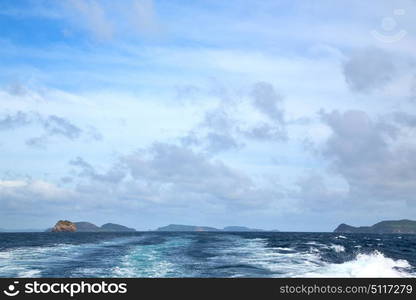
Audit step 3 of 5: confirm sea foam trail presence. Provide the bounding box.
[205,237,324,277]
[211,237,414,278]
[111,236,193,278]
[0,236,142,277]
[303,251,413,278]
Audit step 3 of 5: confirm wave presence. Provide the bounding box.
[204,237,324,277]
[330,244,345,253]
[204,237,414,278]
[303,251,414,278]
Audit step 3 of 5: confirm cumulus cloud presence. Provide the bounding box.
[251,82,285,123]
[0,142,290,227]
[342,47,415,94]
[410,76,416,101]
[195,107,241,153]
[179,81,288,154]
[123,143,254,200]
[179,100,240,153]
[67,143,283,211]
[202,108,236,133]
[243,122,287,141]
[70,156,126,183]
[392,112,416,127]
[243,82,287,141]
[0,179,75,214]
[320,109,416,203]
[293,173,347,212]
[204,132,240,153]
[343,47,396,93]
[2,180,71,200]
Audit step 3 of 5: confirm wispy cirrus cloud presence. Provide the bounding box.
[0,111,101,148]
[63,0,159,41]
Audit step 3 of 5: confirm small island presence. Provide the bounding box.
[52,220,77,232]
[334,219,416,234]
[49,220,136,232]
[48,222,271,232]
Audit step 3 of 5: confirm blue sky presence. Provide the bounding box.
[0,0,415,231]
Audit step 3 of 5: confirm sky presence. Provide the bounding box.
[0,0,415,231]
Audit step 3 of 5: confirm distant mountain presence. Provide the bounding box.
[48,220,136,232]
[156,224,272,232]
[334,220,416,234]
[222,226,264,232]
[156,224,220,232]
[75,222,101,232]
[101,223,135,232]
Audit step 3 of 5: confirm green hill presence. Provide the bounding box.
[48,221,136,232]
[334,219,416,234]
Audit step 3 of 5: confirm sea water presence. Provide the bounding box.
[0,232,414,278]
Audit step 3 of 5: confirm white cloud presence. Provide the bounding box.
[63,0,159,40]
[320,109,416,203]
[1,0,416,230]
[0,179,74,205]
[67,0,114,40]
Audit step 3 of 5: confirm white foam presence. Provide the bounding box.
[336,235,347,239]
[219,238,414,278]
[330,244,345,253]
[308,247,321,253]
[0,236,143,277]
[18,270,41,277]
[275,247,294,251]
[0,252,12,259]
[112,237,191,278]
[207,237,324,277]
[303,251,413,278]
[306,241,328,248]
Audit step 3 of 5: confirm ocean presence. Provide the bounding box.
[0,232,415,278]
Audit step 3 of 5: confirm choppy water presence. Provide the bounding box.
[0,232,415,277]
